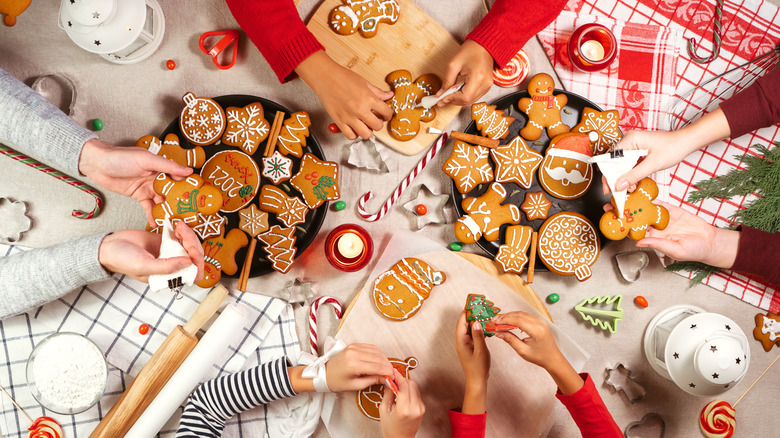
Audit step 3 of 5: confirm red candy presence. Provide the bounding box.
[139,324,150,335]
[166,60,176,70]
[328,123,340,133]
[634,296,648,308]
[415,204,427,215]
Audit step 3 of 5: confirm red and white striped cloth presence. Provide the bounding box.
[540,0,780,310]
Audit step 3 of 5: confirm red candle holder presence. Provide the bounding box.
[567,23,617,72]
[324,224,373,272]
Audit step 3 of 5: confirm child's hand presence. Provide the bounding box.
[455,310,490,386]
[380,369,425,438]
[437,40,494,107]
[493,311,564,371]
[325,343,394,392]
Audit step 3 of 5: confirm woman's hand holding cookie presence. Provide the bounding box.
[438,40,494,107]
[379,369,425,438]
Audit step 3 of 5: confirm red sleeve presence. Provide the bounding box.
[225,0,324,83]
[730,226,780,288]
[719,66,780,139]
[448,409,486,438]
[466,0,566,68]
[556,374,623,438]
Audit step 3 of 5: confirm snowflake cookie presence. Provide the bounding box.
[442,141,494,194]
[192,212,226,240]
[261,151,293,184]
[490,135,542,188]
[238,204,269,237]
[572,108,622,155]
[520,191,551,221]
[223,102,270,155]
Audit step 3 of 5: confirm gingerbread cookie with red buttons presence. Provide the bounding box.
[151,173,223,227]
[599,178,669,240]
[518,73,570,141]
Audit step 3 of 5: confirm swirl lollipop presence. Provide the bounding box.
[699,400,736,438]
[28,416,64,438]
[492,49,530,87]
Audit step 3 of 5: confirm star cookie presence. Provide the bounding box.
[520,191,552,221]
[442,141,494,194]
[572,108,622,155]
[490,136,542,188]
[261,151,293,184]
[290,153,340,209]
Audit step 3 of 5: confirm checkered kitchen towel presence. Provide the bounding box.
[549,0,780,310]
[0,243,301,437]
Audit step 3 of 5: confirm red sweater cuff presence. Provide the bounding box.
[448,409,486,438]
[720,67,780,139]
[556,374,623,438]
[269,31,325,83]
[731,226,780,288]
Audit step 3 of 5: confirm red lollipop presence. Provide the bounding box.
[493,49,530,87]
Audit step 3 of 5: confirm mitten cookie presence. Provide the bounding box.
[258,225,297,273]
[258,185,309,228]
[754,312,780,352]
[471,102,514,140]
[538,132,594,200]
[538,212,600,281]
[490,135,542,188]
[276,111,311,158]
[599,178,669,240]
[179,92,226,146]
[290,153,340,209]
[357,357,417,421]
[201,150,261,213]
[136,133,206,169]
[152,173,223,226]
[572,108,622,155]
[372,258,445,321]
[495,225,533,274]
[197,228,249,288]
[518,73,570,141]
[330,0,400,38]
[386,70,441,141]
[455,183,521,244]
[223,102,271,155]
[442,141,493,194]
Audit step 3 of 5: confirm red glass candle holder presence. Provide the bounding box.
[567,23,617,72]
[324,224,373,272]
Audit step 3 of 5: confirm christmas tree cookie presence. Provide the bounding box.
[465,294,501,337]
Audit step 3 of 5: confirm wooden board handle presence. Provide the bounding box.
[183,284,229,336]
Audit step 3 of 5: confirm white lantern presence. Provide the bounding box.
[643,304,750,397]
[58,0,165,64]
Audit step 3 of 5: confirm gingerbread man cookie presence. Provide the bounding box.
[385,70,441,141]
[518,73,570,141]
[372,257,445,321]
[152,173,223,226]
[357,357,417,421]
[258,225,298,273]
[572,108,622,155]
[599,178,669,241]
[223,102,271,155]
[442,141,494,194]
[136,133,206,169]
[754,312,780,352]
[330,0,400,38]
[455,183,522,244]
[276,111,311,158]
[471,102,514,140]
[179,92,226,146]
[290,153,340,209]
[197,228,249,288]
[490,135,542,188]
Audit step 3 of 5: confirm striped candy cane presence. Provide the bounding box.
[309,296,343,356]
[358,132,448,221]
[0,144,104,219]
[687,0,723,64]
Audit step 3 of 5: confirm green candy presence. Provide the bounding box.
[547,293,560,304]
[449,242,463,251]
[92,118,104,131]
[333,200,347,211]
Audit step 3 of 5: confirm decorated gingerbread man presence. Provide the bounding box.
[197,228,249,288]
[329,0,400,38]
[152,173,223,226]
[518,73,570,141]
[599,178,670,240]
[455,183,522,244]
[385,70,441,141]
[136,133,206,169]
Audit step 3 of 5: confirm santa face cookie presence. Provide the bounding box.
[442,141,494,194]
[495,225,533,274]
[258,185,309,228]
[471,102,515,140]
[223,102,270,155]
[330,0,400,38]
[455,183,521,244]
[197,228,249,288]
[386,70,441,141]
[538,132,594,199]
[277,111,311,158]
[490,135,542,189]
[289,153,340,209]
[538,212,600,281]
[179,92,226,146]
[152,173,223,226]
[258,225,298,273]
[572,108,622,155]
[753,312,780,352]
[136,133,206,169]
[201,150,261,213]
[372,257,445,321]
[599,177,669,240]
[357,357,417,421]
[518,73,570,141]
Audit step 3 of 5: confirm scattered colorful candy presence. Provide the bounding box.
[449,242,463,251]
[700,400,736,438]
[415,204,427,215]
[635,296,648,308]
[547,293,560,303]
[166,59,176,70]
[328,123,340,133]
[91,118,103,131]
[138,324,149,335]
[333,200,347,211]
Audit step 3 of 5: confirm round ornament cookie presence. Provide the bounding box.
[372,258,445,321]
[201,150,261,213]
[179,92,226,146]
[538,132,594,200]
[538,212,600,281]
[357,356,417,421]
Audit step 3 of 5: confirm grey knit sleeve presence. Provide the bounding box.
[0,233,111,319]
[0,68,96,175]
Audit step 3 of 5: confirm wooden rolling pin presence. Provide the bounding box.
[89,284,229,438]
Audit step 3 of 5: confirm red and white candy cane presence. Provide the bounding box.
[358,132,449,221]
[309,296,343,356]
[0,144,103,219]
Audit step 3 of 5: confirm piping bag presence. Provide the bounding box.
[590,149,647,218]
[148,218,198,293]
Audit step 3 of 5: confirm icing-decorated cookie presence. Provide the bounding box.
[179,92,226,146]
[538,212,600,281]
[197,228,249,288]
[201,150,261,213]
[572,108,622,155]
[471,102,514,140]
[700,400,736,438]
[385,70,441,141]
[455,183,521,244]
[490,135,542,188]
[538,132,594,200]
[258,225,298,273]
[520,191,551,221]
[289,153,340,209]
[258,185,309,228]
[136,133,206,169]
[465,294,501,337]
[191,212,226,240]
[753,312,780,352]
[261,150,293,184]
[223,102,271,155]
[442,141,494,194]
[330,0,400,38]
[276,111,311,158]
[238,204,269,237]
[372,257,445,321]
[599,178,669,240]
[152,173,223,226]
[357,357,417,421]
[518,73,570,141]
[495,225,533,274]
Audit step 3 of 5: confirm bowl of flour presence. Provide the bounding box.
[26,332,108,414]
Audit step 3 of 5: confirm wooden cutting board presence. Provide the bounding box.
[306,0,463,155]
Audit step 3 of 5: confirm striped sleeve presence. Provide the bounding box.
[175,357,296,438]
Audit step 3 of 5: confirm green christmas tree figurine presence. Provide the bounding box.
[465,294,501,337]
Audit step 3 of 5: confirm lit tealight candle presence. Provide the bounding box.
[580,40,606,61]
[337,232,364,259]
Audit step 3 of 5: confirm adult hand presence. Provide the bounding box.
[637,202,739,268]
[437,40,494,107]
[79,139,193,225]
[98,222,204,283]
[379,369,425,438]
[325,343,394,392]
[296,51,393,140]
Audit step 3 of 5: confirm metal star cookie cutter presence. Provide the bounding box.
[31,74,77,116]
[402,184,455,230]
[0,198,32,244]
[624,413,665,438]
[283,278,315,304]
[605,362,647,403]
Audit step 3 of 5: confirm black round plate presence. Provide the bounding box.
[162,95,327,277]
[451,90,614,270]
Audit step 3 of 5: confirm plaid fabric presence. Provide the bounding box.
[545,0,780,311]
[0,243,300,437]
